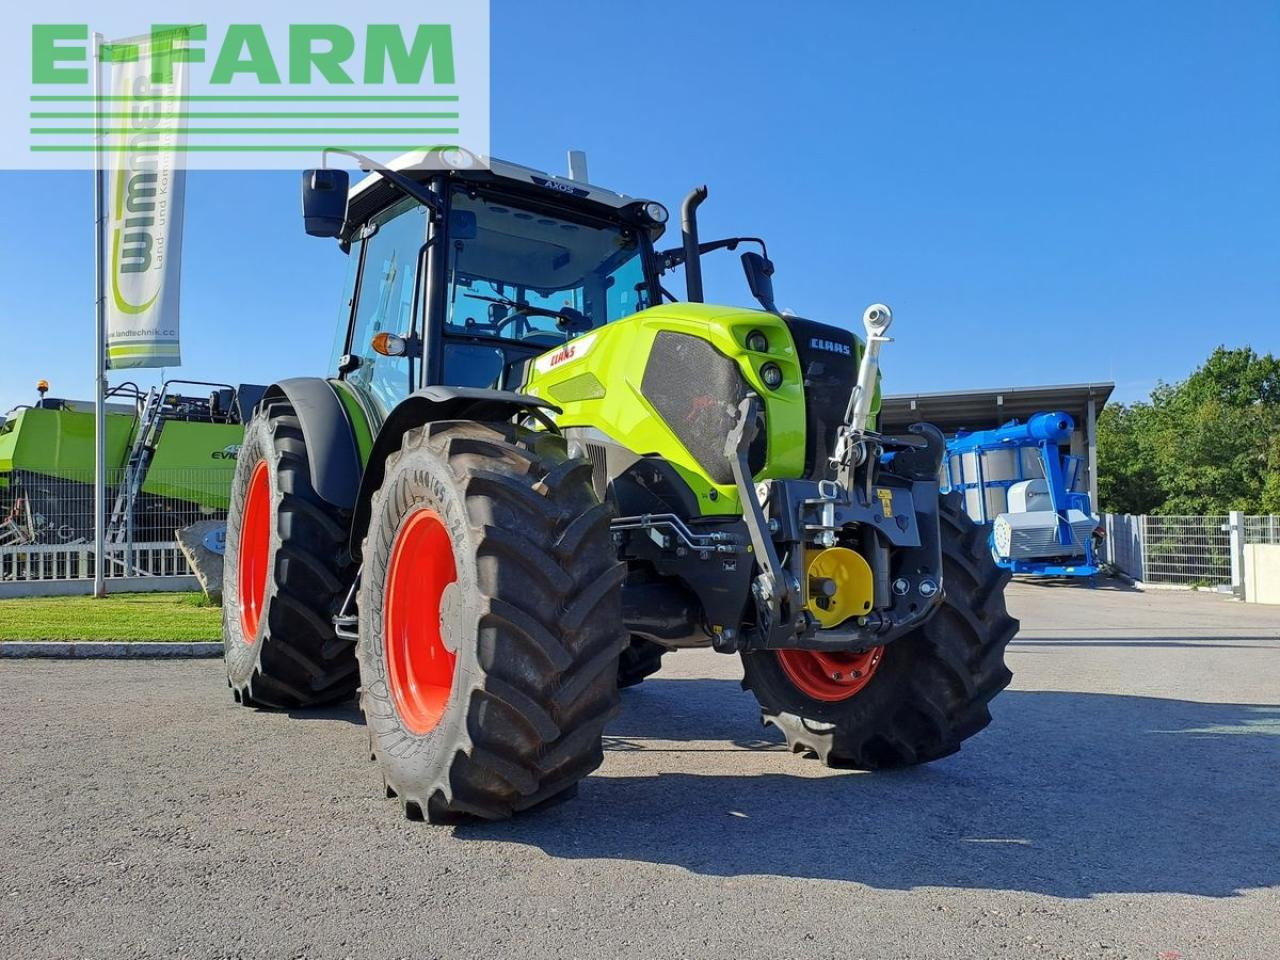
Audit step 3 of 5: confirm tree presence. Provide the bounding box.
[1095,402,1160,514]
[1097,346,1280,515]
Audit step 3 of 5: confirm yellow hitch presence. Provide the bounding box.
[805,547,874,629]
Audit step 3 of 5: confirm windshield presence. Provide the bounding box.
[444,188,651,348]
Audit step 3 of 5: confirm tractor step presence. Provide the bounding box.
[333,569,361,641]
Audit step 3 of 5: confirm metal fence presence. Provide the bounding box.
[1244,514,1280,547]
[0,468,228,582]
[1102,512,1280,587]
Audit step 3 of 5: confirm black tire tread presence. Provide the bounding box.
[223,404,357,709]
[361,420,626,823]
[617,637,668,689]
[742,494,1018,768]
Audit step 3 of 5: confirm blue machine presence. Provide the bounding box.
[942,412,1100,577]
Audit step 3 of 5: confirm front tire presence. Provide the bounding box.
[741,495,1018,768]
[222,401,358,708]
[357,421,627,823]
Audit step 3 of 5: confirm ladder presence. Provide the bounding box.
[106,388,166,545]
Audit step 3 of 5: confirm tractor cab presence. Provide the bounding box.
[302,151,779,419]
[305,153,674,416]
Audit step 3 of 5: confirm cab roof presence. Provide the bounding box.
[348,151,643,211]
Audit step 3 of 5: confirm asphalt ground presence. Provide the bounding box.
[1,581,1277,960]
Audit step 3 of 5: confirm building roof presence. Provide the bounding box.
[879,382,1115,436]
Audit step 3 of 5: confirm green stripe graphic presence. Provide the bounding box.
[32,112,459,119]
[31,95,460,102]
[28,93,468,159]
[33,144,458,153]
[33,128,458,135]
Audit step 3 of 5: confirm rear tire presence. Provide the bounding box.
[741,494,1017,768]
[617,637,667,689]
[357,421,627,823]
[222,401,358,709]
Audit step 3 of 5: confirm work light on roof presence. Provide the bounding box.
[642,201,669,224]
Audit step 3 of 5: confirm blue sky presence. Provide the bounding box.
[0,0,1276,414]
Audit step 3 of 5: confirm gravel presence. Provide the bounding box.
[1,581,1276,960]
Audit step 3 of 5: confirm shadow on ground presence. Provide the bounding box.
[287,702,365,725]
[1011,638,1278,649]
[1013,575,1138,592]
[462,677,1280,899]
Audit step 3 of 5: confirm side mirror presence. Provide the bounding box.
[301,168,350,237]
[741,251,777,313]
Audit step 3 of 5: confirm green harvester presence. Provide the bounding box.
[0,382,262,546]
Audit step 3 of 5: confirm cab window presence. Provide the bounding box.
[327,237,363,376]
[444,189,650,348]
[344,198,430,414]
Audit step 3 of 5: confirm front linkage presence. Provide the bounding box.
[719,303,949,654]
[722,396,947,653]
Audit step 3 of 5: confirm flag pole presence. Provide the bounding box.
[92,32,107,598]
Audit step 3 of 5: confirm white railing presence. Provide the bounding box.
[0,541,195,582]
[1102,512,1280,589]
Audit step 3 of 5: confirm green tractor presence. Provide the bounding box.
[222,151,1018,822]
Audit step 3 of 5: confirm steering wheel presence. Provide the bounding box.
[490,309,531,339]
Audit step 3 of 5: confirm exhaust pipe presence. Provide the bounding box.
[681,185,708,302]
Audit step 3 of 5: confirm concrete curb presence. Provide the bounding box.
[0,642,223,659]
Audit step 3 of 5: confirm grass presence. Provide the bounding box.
[0,592,222,642]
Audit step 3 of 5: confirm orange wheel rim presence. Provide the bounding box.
[776,647,884,701]
[237,461,271,643]
[384,508,458,735]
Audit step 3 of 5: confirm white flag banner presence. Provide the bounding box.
[103,28,188,369]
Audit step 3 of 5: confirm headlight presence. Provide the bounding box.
[760,362,783,390]
[642,201,668,224]
[746,330,769,353]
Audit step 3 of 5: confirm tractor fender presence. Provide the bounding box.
[350,387,560,556]
[259,378,363,510]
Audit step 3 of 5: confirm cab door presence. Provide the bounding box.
[340,197,431,416]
